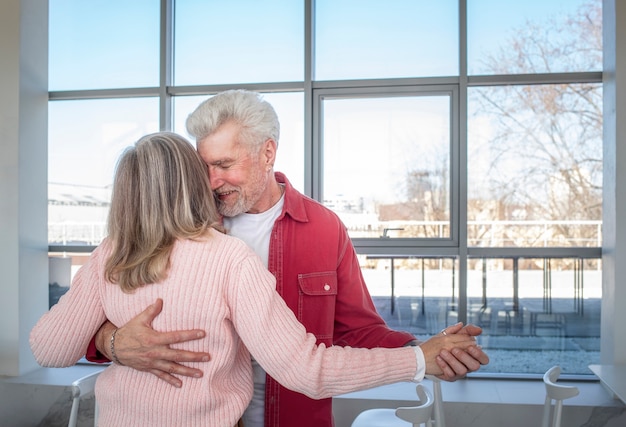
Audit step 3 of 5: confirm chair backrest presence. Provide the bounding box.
[68,369,104,427]
[541,366,580,427]
[395,384,435,427]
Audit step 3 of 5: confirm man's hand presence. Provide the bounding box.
[418,328,480,376]
[434,322,489,381]
[95,299,211,388]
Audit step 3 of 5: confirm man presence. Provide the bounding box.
[88,90,489,427]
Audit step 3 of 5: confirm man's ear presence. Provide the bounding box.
[263,138,278,168]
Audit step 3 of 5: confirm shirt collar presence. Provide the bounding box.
[275,171,308,223]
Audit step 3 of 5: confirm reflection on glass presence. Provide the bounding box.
[468,84,602,247]
[467,0,602,75]
[360,256,458,337]
[315,0,458,80]
[322,96,451,239]
[466,257,600,375]
[49,0,159,90]
[174,1,303,85]
[363,255,601,375]
[173,92,305,193]
[48,98,159,245]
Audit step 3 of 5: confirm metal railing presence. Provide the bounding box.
[49,219,602,249]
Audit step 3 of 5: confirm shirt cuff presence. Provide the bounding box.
[412,346,426,382]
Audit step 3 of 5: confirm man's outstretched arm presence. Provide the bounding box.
[93,299,211,388]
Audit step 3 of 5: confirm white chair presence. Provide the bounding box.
[424,375,445,427]
[542,365,579,427]
[68,369,103,427]
[351,384,434,427]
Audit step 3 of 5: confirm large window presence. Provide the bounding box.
[48,98,159,245]
[468,84,603,248]
[174,0,303,85]
[48,0,603,377]
[315,0,459,79]
[49,0,160,90]
[319,91,453,240]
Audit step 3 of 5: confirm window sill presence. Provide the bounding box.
[334,377,619,407]
[0,363,106,387]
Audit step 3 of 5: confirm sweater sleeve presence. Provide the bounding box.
[228,255,419,399]
[30,246,108,367]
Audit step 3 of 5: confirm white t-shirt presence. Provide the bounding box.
[224,192,284,427]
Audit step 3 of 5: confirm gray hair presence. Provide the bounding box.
[186,89,280,150]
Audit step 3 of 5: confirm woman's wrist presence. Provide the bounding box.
[95,321,117,361]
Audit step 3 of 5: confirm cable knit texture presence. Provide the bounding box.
[30,229,417,427]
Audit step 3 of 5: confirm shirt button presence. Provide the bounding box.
[324,284,331,291]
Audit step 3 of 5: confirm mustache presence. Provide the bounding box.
[214,185,239,196]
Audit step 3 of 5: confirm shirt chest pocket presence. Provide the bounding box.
[297,272,338,343]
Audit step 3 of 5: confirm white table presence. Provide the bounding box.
[589,364,626,404]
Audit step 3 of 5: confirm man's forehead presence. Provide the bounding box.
[199,139,247,163]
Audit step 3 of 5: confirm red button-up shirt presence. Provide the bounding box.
[265,173,415,427]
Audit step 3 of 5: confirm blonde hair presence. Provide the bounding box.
[105,132,222,292]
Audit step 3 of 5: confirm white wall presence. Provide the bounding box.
[0,0,49,376]
[601,0,626,365]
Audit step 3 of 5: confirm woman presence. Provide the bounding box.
[30,132,476,427]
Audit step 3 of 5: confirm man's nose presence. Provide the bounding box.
[208,169,222,190]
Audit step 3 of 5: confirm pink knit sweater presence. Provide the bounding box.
[30,229,418,427]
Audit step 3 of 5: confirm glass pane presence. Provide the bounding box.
[173,92,305,193]
[174,0,303,85]
[468,0,602,75]
[48,98,159,246]
[467,257,601,375]
[316,0,458,80]
[49,253,91,308]
[362,256,458,338]
[49,0,159,90]
[322,96,451,239]
[467,84,603,247]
